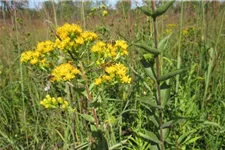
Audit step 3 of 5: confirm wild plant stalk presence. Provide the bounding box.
[81,0,86,30]
[175,1,184,107]
[151,1,164,150]
[51,0,58,27]
[202,8,225,110]
[13,5,28,145]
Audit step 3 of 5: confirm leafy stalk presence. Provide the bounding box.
[151,1,164,150]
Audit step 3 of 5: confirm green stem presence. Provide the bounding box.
[175,0,183,108]
[151,1,164,150]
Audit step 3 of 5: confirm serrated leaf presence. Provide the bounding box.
[134,43,161,55]
[79,114,95,123]
[137,130,161,144]
[158,67,189,82]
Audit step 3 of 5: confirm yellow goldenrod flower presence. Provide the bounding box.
[182,29,188,36]
[75,36,84,45]
[81,31,98,42]
[95,77,102,85]
[57,97,63,104]
[102,75,112,82]
[95,63,131,85]
[91,41,106,53]
[36,40,54,54]
[115,40,128,55]
[20,51,33,63]
[105,65,116,74]
[56,23,82,40]
[102,10,108,17]
[40,95,69,110]
[51,63,80,82]
[167,24,176,28]
[121,76,131,84]
[30,58,38,65]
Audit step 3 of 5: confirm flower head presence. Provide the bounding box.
[50,63,80,82]
[102,10,108,17]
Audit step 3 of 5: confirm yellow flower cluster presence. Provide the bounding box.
[40,94,69,110]
[55,23,98,51]
[94,63,131,85]
[50,63,80,82]
[57,23,82,40]
[164,24,176,34]
[20,40,54,65]
[36,41,54,54]
[182,27,199,36]
[91,40,128,61]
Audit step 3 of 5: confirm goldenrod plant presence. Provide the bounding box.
[20,23,131,149]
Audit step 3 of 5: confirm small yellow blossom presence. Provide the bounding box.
[40,95,69,110]
[91,41,106,53]
[102,10,108,17]
[30,58,38,65]
[75,36,84,45]
[56,23,82,40]
[95,63,131,85]
[121,76,131,84]
[95,77,102,85]
[182,29,188,36]
[20,51,34,63]
[51,63,80,82]
[57,97,63,104]
[81,31,98,42]
[36,40,54,54]
[115,40,128,55]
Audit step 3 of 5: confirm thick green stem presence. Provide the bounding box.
[151,1,164,150]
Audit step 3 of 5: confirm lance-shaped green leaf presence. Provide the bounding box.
[134,43,161,55]
[137,6,153,17]
[158,67,189,82]
[162,128,170,141]
[160,81,170,107]
[161,119,185,129]
[141,58,157,81]
[139,96,163,109]
[178,129,197,144]
[136,130,161,144]
[152,0,175,20]
[79,114,95,123]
